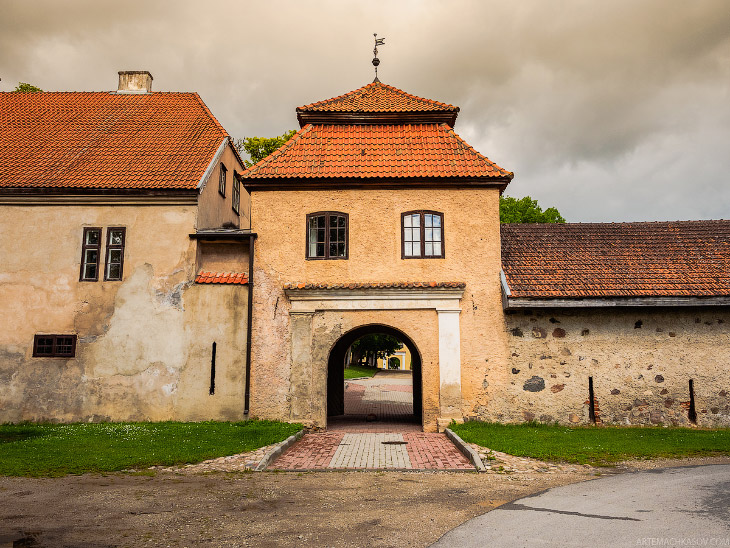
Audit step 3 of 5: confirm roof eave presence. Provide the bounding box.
[296,111,459,128]
[504,295,730,310]
[242,176,511,192]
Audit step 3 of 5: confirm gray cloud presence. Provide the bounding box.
[2,0,729,221]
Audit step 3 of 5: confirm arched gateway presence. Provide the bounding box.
[327,324,423,422]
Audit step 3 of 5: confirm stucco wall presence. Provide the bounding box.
[0,204,248,422]
[197,144,251,230]
[487,307,730,427]
[248,187,508,430]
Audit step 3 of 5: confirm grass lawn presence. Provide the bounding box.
[344,364,379,379]
[451,421,730,466]
[0,420,301,477]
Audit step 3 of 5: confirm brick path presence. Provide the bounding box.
[270,370,474,471]
[271,432,473,471]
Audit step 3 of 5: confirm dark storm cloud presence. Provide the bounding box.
[2,0,729,221]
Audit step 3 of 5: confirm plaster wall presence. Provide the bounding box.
[0,204,248,422]
[248,188,508,429]
[488,308,730,427]
[197,144,251,230]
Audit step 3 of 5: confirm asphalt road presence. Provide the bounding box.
[432,464,730,547]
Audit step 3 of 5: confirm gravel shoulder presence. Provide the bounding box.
[1,452,728,548]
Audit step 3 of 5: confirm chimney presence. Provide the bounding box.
[117,71,153,93]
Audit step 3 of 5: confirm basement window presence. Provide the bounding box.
[33,334,77,358]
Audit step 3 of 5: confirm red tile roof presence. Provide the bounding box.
[0,92,231,190]
[241,124,512,181]
[501,221,730,298]
[298,82,458,113]
[283,282,465,290]
[195,271,249,285]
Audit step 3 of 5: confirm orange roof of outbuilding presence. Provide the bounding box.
[501,221,730,298]
[0,91,231,190]
[241,123,513,182]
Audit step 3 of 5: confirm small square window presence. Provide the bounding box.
[33,334,77,357]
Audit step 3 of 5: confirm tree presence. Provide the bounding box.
[14,82,42,93]
[234,129,297,167]
[349,334,403,369]
[499,195,565,223]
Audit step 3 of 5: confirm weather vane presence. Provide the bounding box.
[372,33,385,82]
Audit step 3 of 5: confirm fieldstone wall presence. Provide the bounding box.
[476,307,730,427]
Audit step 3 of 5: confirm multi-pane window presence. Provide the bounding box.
[232,172,240,215]
[218,163,227,196]
[80,227,102,281]
[33,334,77,357]
[306,212,348,259]
[80,227,125,282]
[402,211,444,258]
[104,228,126,281]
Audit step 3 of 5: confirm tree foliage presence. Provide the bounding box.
[350,334,403,368]
[499,195,565,223]
[234,130,297,167]
[14,82,43,93]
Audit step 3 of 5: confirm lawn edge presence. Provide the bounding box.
[255,429,305,471]
[445,428,486,472]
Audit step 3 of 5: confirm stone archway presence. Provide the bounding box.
[326,324,423,423]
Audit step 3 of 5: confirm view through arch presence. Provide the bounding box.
[327,324,422,428]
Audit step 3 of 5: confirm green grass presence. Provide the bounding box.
[451,421,730,466]
[344,364,379,379]
[0,420,302,477]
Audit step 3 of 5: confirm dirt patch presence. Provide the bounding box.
[0,468,596,547]
[3,456,727,547]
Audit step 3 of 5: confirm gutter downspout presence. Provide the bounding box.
[244,233,257,415]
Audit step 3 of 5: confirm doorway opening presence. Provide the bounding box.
[327,324,422,429]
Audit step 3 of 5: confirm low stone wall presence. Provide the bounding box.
[476,307,730,427]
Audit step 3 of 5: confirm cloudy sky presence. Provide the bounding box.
[2,0,729,222]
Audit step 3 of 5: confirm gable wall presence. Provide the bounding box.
[197,145,251,230]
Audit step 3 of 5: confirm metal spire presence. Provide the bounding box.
[372,33,385,83]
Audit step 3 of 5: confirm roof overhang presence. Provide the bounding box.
[0,187,198,206]
[189,229,257,242]
[503,295,730,309]
[296,111,459,127]
[243,176,511,192]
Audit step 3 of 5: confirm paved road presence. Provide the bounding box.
[432,464,730,547]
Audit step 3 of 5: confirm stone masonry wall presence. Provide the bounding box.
[477,307,730,427]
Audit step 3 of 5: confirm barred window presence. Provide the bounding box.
[33,334,77,358]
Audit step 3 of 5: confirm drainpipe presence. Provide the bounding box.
[244,233,256,415]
